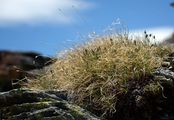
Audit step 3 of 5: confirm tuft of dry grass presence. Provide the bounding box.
[29,34,172,116]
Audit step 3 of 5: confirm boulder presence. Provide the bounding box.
[0,89,100,120]
[0,51,53,70]
[0,51,54,92]
[105,53,174,120]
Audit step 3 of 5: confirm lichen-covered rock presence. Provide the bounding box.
[0,89,100,120]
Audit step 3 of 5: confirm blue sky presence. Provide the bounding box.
[0,0,174,56]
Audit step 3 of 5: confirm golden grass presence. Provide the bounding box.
[29,34,172,116]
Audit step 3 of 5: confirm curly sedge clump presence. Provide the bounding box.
[29,34,172,117]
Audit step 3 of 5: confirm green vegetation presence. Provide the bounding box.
[29,33,173,117]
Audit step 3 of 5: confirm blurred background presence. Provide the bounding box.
[0,0,173,56]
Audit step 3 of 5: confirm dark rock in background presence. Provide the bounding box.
[0,51,53,70]
[0,51,100,120]
[0,51,54,92]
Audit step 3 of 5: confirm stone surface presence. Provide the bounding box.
[105,52,174,120]
[0,51,53,70]
[0,51,54,92]
[0,89,100,120]
[146,52,174,120]
[2,50,174,120]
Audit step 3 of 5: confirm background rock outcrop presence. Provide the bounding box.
[0,51,100,120]
[0,51,54,92]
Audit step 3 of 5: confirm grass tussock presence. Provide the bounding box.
[29,34,172,116]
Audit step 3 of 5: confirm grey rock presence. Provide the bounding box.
[0,89,100,120]
[161,62,170,68]
[154,68,174,80]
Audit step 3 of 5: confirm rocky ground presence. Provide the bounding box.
[0,51,100,120]
[1,50,174,120]
[0,89,99,120]
[109,52,174,120]
[151,52,174,120]
[0,51,53,92]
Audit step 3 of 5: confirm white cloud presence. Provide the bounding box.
[130,27,174,43]
[0,0,92,26]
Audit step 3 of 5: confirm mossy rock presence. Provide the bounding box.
[0,89,100,120]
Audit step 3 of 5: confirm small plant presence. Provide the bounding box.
[29,32,172,118]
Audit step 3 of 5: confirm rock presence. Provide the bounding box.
[154,68,174,80]
[161,62,170,68]
[0,51,55,92]
[146,53,174,120]
[0,69,12,91]
[0,51,53,70]
[109,53,174,120]
[0,89,100,120]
